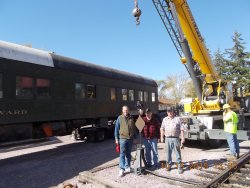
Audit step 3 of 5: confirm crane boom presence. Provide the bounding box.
[152,0,219,82]
[151,0,229,113]
[172,0,219,82]
[152,0,203,103]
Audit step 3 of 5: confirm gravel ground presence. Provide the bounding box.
[56,139,250,188]
[91,140,249,188]
[1,136,249,188]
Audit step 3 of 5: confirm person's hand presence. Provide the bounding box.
[180,142,184,150]
[115,143,120,153]
[160,137,164,143]
[181,138,185,144]
[115,139,119,145]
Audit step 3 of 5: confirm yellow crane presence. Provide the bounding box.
[132,0,250,146]
[133,0,249,114]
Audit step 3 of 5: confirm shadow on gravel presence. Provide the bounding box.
[184,140,250,152]
[0,138,118,188]
[183,140,228,150]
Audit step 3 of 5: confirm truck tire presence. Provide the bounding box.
[79,131,86,140]
[95,129,105,142]
[86,132,96,142]
[206,123,224,148]
[207,139,223,148]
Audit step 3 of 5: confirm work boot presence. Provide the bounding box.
[148,165,156,171]
[166,163,171,171]
[153,163,160,170]
[234,153,240,159]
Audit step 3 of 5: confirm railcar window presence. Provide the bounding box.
[152,92,156,102]
[87,85,96,99]
[75,83,85,99]
[129,90,134,101]
[144,91,148,102]
[36,78,50,98]
[0,74,2,98]
[111,88,116,101]
[138,91,143,102]
[122,89,127,101]
[16,76,34,99]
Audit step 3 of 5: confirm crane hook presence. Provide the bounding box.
[132,0,141,25]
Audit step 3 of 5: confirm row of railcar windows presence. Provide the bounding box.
[16,76,50,99]
[15,76,97,100]
[0,75,156,102]
[119,88,155,103]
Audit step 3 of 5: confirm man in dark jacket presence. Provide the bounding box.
[142,108,161,169]
[114,106,137,177]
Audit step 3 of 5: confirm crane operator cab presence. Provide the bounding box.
[200,79,229,113]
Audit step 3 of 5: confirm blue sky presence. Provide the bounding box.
[0,0,249,81]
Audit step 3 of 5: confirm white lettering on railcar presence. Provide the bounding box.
[0,109,28,116]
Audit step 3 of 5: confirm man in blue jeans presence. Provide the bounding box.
[114,106,137,177]
[223,104,240,159]
[160,107,185,174]
[142,108,160,169]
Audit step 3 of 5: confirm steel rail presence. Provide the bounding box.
[145,169,204,186]
[204,150,250,188]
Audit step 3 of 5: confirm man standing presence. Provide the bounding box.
[142,108,160,169]
[223,104,240,159]
[160,107,185,174]
[114,106,137,177]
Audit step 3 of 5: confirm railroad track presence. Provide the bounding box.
[78,152,250,188]
[204,150,250,188]
[146,152,250,188]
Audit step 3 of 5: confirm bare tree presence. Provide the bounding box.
[157,72,195,101]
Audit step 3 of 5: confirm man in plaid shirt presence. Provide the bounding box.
[160,107,185,174]
[142,108,161,169]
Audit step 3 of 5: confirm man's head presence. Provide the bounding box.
[223,104,231,112]
[166,106,175,117]
[122,106,129,117]
[145,108,152,118]
[139,109,144,116]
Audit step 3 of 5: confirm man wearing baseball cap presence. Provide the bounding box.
[223,104,240,159]
[141,108,161,169]
[160,106,185,174]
